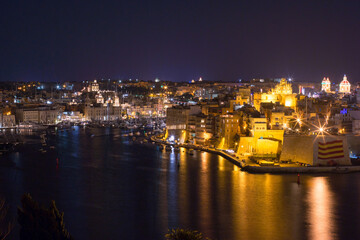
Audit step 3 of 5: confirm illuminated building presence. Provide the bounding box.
[95,93,104,104]
[187,113,215,145]
[15,108,61,124]
[166,105,201,141]
[113,94,120,107]
[0,112,15,127]
[60,111,84,122]
[237,117,284,158]
[166,106,190,130]
[253,78,297,111]
[84,106,122,121]
[269,112,285,129]
[321,77,331,93]
[272,78,292,94]
[339,75,351,94]
[217,114,240,149]
[201,104,233,116]
[230,88,251,110]
[90,80,99,92]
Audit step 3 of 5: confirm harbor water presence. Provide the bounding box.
[0,127,360,239]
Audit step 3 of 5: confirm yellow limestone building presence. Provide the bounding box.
[254,78,297,111]
[237,118,284,158]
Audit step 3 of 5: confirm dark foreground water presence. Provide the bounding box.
[1,127,360,240]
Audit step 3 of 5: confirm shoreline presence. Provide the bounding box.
[150,137,360,174]
[242,165,360,174]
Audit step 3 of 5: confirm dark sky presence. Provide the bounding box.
[1,0,360,83]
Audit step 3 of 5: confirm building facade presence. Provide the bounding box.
[339,75,351,94]
[321,77,331,92]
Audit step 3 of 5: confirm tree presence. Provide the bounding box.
[165,228,211,240]
[18,194,73,240]
[0,198,12,240]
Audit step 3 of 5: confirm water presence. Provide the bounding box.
[1,127,360,240]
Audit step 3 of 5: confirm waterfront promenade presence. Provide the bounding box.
[150,136,360,174]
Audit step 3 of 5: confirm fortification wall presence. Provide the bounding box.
[280,136,314,165]
[313,135,351,166]
[281,135,352,166]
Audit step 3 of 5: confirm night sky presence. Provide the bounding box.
[1,0,359,83]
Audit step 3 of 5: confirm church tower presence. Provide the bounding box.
[321,77,331,93]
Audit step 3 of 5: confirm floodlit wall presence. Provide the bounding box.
[281,135,352,166]
[253,130,284,144]
[237,137,254,154]
[256,139,280,154]
[280,136,314,164]
[313,136,351,166]
[236,130,284,155]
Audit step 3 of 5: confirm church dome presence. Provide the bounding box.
[339,75,351,93]
[340,75,350,85]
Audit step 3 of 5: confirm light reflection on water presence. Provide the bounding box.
[0,128,359,239]
[307,177,336,240]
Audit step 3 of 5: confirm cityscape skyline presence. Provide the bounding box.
[1,1,359,83]
[2,1,360,240]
